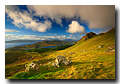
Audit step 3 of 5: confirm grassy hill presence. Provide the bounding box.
[5,40,76,51]
[5,27,115,79]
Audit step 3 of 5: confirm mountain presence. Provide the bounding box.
[99,27,115,35]
[5,40,73,51]
[5,39,78,43]
[5,40,42,43]
[79,27,115,42]
[5,27,115,79]
[79,32,96,42]
[104,27,115,34]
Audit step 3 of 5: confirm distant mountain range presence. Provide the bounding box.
[5,40,42,43]
[5,39,78,43]
[5,40,77,51]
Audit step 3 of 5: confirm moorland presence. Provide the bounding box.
[5,27,115,79]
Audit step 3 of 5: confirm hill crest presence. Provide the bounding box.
[79,27,115,42]
[79,32,96,41]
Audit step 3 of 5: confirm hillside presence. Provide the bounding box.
[5,40,76,51]
[5,27,115,79]
[79,32,96,41]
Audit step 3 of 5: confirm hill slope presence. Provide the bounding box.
[5,27,115,79]
[5,40,75,51]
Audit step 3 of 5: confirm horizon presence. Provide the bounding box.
[5,5,115,41]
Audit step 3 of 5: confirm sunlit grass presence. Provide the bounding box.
[5,30,115,79]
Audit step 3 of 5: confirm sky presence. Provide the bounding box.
[5,5,115,41]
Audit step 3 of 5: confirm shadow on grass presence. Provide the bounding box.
[7,60,114,79]
[9,65,67,79]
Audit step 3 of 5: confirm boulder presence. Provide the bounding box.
[54,55,72,67]
[52,62,59,67]
[25,62,40,72]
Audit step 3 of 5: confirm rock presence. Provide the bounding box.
[25,67,30,72]
[112,50,115,52]
[25,64,28,68]
[52,62,59,67]
[105,49,115,52]
[30,64,36,70]
[55,55,66,65]
[68,60,72,64]
[63,61,69,65]
[54,55,72,67]
[105,50,110,52]
[66,57,69,59]
[52,62,56,66]
[108,47,114,50]
[25,62,40,72]
[99,45,103,48]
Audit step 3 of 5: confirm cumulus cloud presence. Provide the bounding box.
[5,5,52,32]
[69,35,73,37]
[5,34,79,41]
[5,29,20,32]
[54,34,58,35]
[27,5,115,30]
[66,21,85,34]
[5,5,115,33]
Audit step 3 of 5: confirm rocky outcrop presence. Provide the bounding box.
[79,32,96,41]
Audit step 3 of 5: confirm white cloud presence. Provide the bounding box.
[5,5,52,32]
[27,5,115,29]
[5,34,39,41]
[5,34,80,41]
[69,35,73,37]
[5,5,115,33]
[54,34,58,35]
[66,21,85,34]
[5,29,20,32]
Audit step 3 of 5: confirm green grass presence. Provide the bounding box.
[9,64,70,79]
[5,30,115,79]
[27,44,74,53]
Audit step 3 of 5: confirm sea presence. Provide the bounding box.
[5,42,67,49]
[5,42,37,49]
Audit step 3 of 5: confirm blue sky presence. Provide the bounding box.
[5,5,115,41]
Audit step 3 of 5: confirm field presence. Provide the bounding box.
[5,28,115,79]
